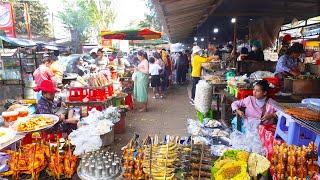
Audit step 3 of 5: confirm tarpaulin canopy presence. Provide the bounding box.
[101,28,162,40]
[0,36,37,48]
[129,39,168,45]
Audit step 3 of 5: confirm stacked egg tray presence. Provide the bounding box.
[77,150,122,180]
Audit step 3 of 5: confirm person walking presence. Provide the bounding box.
[149,57,162,99]
[174,51,188,85]
[133,50,149,112]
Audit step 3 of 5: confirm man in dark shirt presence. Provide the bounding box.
[35,80,77,133]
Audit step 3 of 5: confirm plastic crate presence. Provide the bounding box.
[68,87,88,102]
[88,88,106,101]
[237,89,253,99]
[105,84,114,97]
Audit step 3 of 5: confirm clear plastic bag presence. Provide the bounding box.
[194,80,213,114]
[230,119,265,155]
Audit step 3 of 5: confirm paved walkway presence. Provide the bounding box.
[112,84,196,152]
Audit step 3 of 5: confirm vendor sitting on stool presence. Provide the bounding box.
[231,80,277,132]
[34,80,78,134]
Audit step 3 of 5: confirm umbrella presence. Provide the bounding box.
[101,28,162,40]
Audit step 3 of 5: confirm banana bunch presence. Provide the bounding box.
[143,142,178,180]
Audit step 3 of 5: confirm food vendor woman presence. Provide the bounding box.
[34,80,78,133]
[275,42,304,79]
[113,51,131,74]
[231,80,277,132]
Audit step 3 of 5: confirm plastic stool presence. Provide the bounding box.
[315,135,320,166]
[275,111,317,146]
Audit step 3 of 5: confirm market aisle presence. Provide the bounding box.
[112,84,196,152]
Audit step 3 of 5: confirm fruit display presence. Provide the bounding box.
[211,150,270,180]
[189,143,212,179]
[77,149,122,179]
[14,114,58,132]
[285,107,320,121]
[271,142,319,179]
[143,141,178,180]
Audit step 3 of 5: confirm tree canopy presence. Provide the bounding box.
[138,0,161,31]
[13,1,51,37]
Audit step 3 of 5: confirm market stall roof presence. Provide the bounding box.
[0,36,37,48]
[153,0,222,43]
[101,28,162,40]
[129,39,169,46]
[154,0,320,43]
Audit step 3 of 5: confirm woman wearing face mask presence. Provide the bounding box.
[231,80,277,131]
[248,40,264,61]
[275,42,304,79]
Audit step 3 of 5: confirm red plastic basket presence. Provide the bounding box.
[263,77,280,87]
[87,105,104,112]
[88,88,106,101]
[237,89,253,99]
[105,84,114,97]
[68,87,88,102]
[22,132,62,145]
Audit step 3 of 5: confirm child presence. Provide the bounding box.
[149,57,162,99]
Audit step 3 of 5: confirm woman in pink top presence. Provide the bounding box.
[33,55,55,87]
[231,80,277,130]
[133,50,149,112]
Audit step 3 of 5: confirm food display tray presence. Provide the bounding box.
[12,114,60,133]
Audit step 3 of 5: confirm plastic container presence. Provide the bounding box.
[16,107,29,117]
[105,84,114,97]
[114,112,126,134]
[1,111,19,122]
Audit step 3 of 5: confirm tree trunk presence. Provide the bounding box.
[70,29,82,54]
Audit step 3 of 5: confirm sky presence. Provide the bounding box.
[110,0,147,30]
[40,0,147,41]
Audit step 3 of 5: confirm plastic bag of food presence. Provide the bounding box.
[230,119,265,155]
[68,125,102,155]
[194,80,213,114]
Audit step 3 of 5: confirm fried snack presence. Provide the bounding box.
[285,107,320,121]
[17,116,54,132]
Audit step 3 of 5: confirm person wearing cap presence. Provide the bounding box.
[275,42,304,78]
[35,80,78,133]
[248,39,264,61]
[33,54,56,87]
[278,34,292,57]
[190,46,216,104]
